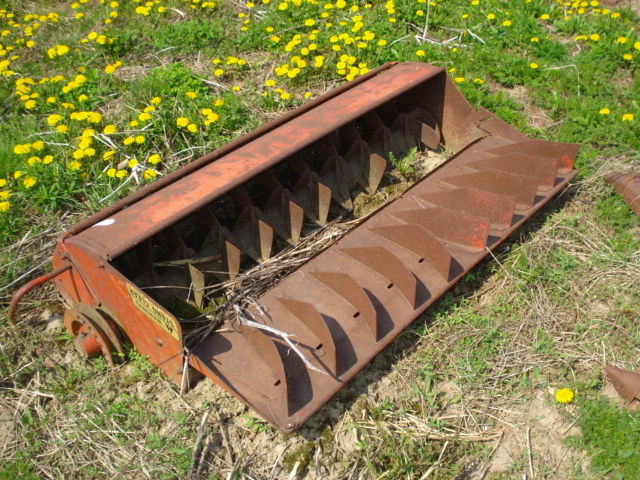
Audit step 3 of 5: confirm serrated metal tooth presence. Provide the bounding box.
[362,111,393,159]
[340,246,417,309]
[441,170,539,210]
[417,187,516,231]
[232,206,273,263]
[292,171,332,225]
[320,154,353,210]
[369,224,452,280]
[403,107,441,150]
[309,271,379,341]
[340,122,387,194]
[239,324,286,398]
[485,139,578,173]
[188,264,206,309]
[263,188,304,245]
[467,154,559,191]
[277,298,339,375]
[392,206,490,253]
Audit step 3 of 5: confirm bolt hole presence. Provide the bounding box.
[418,258,424,263]
[387,283,394,289]
[316,343,323,350]
[353,311,360,318]
[274,379,281,387]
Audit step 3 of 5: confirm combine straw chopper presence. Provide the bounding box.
[10,62,578,432]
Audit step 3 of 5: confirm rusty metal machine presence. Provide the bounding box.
[9,62,578,432]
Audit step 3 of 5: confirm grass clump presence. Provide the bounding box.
[568,396,640,479]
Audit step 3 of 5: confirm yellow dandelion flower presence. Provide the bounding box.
[47,114,62,126]
[176,117,189,128]
[502,20,512,27]
[529,62,539,69]
[186,91,197,99]
[123,136,135,145]
[0,201,10,213]
[454,77,465,83]
[473,78,485,84]
[106,167,117,178]
[127,158,138,169]
[599,108,610,115]
[540,13,550,19]
[0,190,10,199]
[103,150,115,160]
[103,124,117,134]
[0,180,6,188]
[135,135,145,144]
[31,141,44,151]
[150,97,162,105]
[56,125,69,133]
[416,50,426,57]
[87,112,102,123]
[144,169,157,180]
[589,33,600,41]
[623,53,633,61]
[622,113,635,121]
[187,123,198,133]
[148,154,161,164]
[43,155,54,164]
[555,388,574,404]
[13,144,30,155]
[116,170,126,178]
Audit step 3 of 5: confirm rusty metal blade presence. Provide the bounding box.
[309,271,379,340]
[417,187,516,231]
[441,170,539,210]
[277,297,338,375]
[369,224,452,280]
[486,139,578,173]
[392,207,490,253]
[188,264,205,309]
[293,171,332,225]
[340,246,417,309]
[466,154,559,191]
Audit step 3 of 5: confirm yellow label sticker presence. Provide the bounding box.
[127,284,180,341]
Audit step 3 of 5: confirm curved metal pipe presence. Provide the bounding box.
[7,264,71,325]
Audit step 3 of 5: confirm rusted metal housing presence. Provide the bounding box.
[10,62,578,432]
[605,173,640,215]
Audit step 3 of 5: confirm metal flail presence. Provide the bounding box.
[10,62,578,432]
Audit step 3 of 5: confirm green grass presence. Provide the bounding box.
[567,396,640,479]
[1,0,639,478]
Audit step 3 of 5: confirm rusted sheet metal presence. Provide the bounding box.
[605,173,640,215]
[11,62,579,433]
